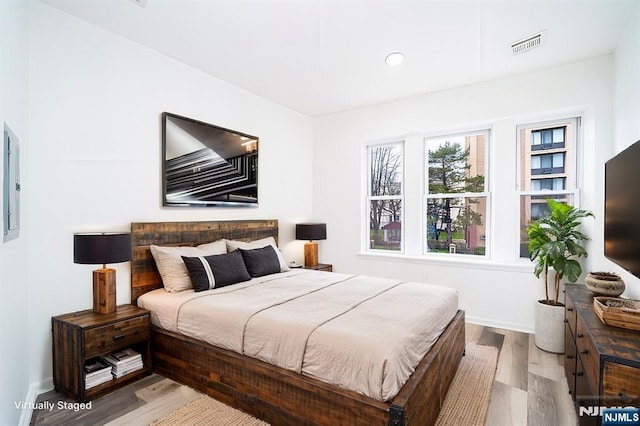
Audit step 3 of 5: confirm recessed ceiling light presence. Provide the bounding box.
[385,52,404,67]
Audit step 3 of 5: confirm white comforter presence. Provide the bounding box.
[138,269,458,401]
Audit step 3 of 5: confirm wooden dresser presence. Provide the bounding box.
[564,284,640,425]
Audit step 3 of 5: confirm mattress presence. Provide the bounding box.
[138,269,458,401]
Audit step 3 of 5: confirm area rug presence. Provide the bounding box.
[435,343,499,426]
[152,343,497,426]
[150,395,269,426]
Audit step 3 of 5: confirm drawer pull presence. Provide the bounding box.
[567,307,574,312]
[577,372,584,377]
[564,319,569,323]
[580,349,588,355]
[113,333,126,340]
[566,355,574,359]
[577,333,584,338]
[617,392,633,402]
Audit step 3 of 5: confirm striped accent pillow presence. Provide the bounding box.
[181,250,250,292]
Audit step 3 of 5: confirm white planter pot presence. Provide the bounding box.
[534,300,565,353]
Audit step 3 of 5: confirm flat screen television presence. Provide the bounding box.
[162,112,258,207]
[604,139,640,278]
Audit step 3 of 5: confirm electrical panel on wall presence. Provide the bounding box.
[3,123,20,242]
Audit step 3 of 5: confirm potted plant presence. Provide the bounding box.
[526,199,594,353]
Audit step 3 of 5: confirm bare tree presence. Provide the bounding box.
[370,146,402,241]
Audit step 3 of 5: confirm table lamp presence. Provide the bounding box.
[295,223,326,267]
[74,232,131,314]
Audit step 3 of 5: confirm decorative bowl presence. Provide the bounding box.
[585,272,625,297]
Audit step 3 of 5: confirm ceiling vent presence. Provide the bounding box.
[511,31,546,55]
[129,0,147,7]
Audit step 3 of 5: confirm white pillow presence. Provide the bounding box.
[150,240,227,292]
[225,236,290,273]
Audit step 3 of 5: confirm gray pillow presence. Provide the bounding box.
[181,250,250,292]
[239,245,281,277]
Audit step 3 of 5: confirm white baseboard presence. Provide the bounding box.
[18,377,53,426]
[466,315,535,334]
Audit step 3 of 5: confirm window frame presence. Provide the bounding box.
[423,129,491,258]
[516,117,580,258]
[365,140,405,253]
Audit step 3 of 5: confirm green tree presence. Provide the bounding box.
[428,142,484,245]
[453,204,483,250]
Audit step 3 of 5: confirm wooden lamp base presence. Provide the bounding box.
[304,241,319,267]
[93,268,117,314]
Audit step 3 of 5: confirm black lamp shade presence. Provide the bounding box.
[74,232,132,265]
[295,223,327,241]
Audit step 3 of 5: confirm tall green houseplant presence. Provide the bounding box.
[527,199,594,305]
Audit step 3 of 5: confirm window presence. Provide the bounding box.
[531,177,565,191]
[531,153,565,175]
[517,118,578,257]
[531,127,565,151]
[425,130,489,256]
[367,142,403,251]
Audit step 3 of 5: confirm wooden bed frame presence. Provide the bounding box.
[130,220,465,426]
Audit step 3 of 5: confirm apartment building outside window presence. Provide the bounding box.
[517,118,579,257]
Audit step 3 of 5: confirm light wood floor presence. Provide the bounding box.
[467,323,578,426]
[31,323,578,425]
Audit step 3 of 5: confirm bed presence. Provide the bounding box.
[131,220,465,426]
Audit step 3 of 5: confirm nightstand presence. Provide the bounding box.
[52,305,151,401]
[303,263,332,272]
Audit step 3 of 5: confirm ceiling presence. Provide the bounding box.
[42,0,637,117]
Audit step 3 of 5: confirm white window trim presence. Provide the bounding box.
[423,129,491,258]
[364,141,405,254]
[515,116,581,258]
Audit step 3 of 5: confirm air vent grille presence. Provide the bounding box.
[511,31,546,55]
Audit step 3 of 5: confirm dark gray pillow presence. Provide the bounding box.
[239,245,281,277]
[181,250,250,292]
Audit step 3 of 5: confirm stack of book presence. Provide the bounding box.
[84,357,113,389]
[104,348,143,378]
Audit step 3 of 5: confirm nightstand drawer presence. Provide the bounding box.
[84,316,149,358]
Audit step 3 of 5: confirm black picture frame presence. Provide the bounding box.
[161,112,259,207]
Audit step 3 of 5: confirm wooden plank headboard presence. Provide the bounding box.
[130,219,279,305]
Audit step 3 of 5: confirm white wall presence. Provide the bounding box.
[314,56,614,332]
[15,0,640,411]
[26,1,314,392]
[0,0,30,424]
[612,1,640,299]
